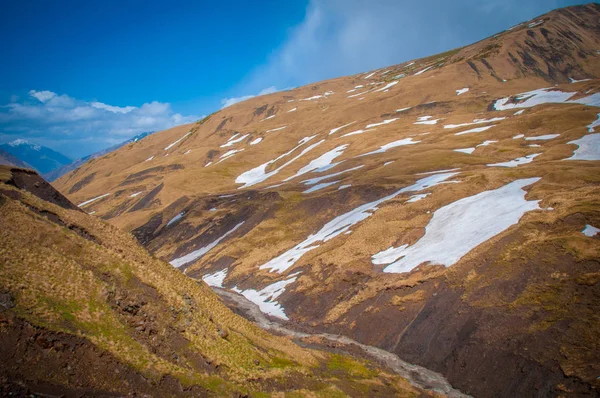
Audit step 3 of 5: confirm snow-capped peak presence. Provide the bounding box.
[8,139,41,150]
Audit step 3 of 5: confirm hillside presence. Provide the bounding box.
[0,139,72,174]
[0,148,31,169]
[53,4,600,396]
[0,165,432,396]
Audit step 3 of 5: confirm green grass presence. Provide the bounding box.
[325,354,376,379]
[269,355,297,369]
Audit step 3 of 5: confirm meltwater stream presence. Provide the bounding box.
[211,286,471,398]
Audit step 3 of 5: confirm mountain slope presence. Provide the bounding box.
[43,131,155,182]
[0,148,32,169]
[0,165,427,397]
[0,139,71,174]
[53,4,600,396]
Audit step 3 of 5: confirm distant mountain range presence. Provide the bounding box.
[0,139,72,174]
[0,132,154,181]
[42,131,154,181]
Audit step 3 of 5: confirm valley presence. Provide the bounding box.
[2,3,600,397]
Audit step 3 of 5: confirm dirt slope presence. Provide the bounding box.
[54,4,600,396]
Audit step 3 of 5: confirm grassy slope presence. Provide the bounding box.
[0,166,421,397]
[46,4,600,396]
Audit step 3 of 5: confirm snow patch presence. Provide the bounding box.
[454,148,475,154]
[407,193,430,203]
[487,153,540,168]
[414,66,434,75]
[266,126,287,133]
[477,140,497,147]
[166,212,185,227]
[348,90,372,98]
[586,114,600,132]
[375,178,541,273]
[414,116,440,125]
[217,149,244,163]
[329,121,356,135]
[284,145,348,181]
[366,118,399,129]
[565,134,600,160]
[235,136,322,188]
[202,269,228,288]
[259,173,458,273]
[444,117,506,129]
[582,224,600,237]
[455,125,496,136]
[169,222,245,267]
[164,132,191,151]
[232,275,299,320]
[303,180,340,194]
[569,77,591,84]
[78,193,110,207]
[221,133,249,148]
[360,138,420,157]
[493,88,600,111]
[373,81,398,92]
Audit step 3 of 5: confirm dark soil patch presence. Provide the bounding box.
[68,172,96,194]
[8,168,79,211]
[0,311,212,397]
[128,183,163,212]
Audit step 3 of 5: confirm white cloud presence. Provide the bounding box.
[220,86,278,108]
[91,101,136,114]
[0,90,199,157]
[28,90,57,103]
[230,0,567,95]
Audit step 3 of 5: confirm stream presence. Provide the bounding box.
[211,286,471,398]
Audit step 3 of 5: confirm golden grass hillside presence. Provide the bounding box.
[0,166,423,397]
[50,4,600,397]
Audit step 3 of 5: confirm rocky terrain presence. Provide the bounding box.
[48,3,600,396]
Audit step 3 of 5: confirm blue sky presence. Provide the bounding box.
[0,0,584,158]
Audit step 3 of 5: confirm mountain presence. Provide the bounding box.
[0,148,32,169]
[43,131,155,182]
[53,4,600,397]
[0,164,434,397]
[0,139,71,174]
